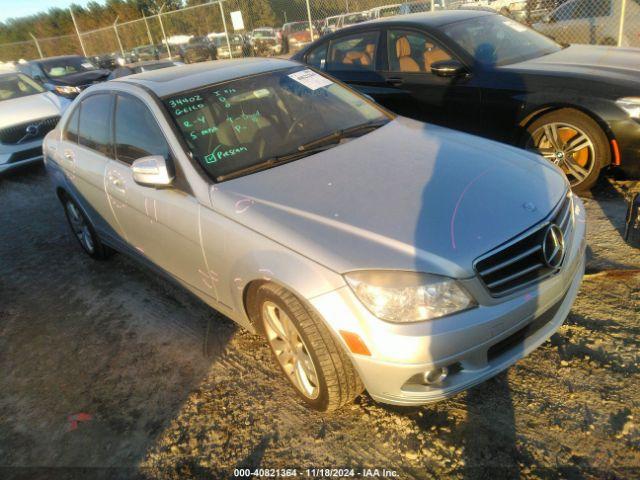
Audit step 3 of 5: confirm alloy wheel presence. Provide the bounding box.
[527,122,596,187]
[65,201,95,254]
[262,301,320,400]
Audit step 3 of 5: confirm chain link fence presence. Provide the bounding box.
[1,0,639,64]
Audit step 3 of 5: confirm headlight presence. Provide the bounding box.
[344,271,476,323]
[54,85,81,96]
[616,97,640,119]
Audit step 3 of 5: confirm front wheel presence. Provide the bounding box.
[523,108,609,193]
[255,283,363,412]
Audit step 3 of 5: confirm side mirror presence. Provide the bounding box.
[131,155,174,187]
[430,59,467,78]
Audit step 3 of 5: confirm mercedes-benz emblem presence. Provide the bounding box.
[542,224,565,269]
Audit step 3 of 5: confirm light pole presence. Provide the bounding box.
[142,12,154,47]
[216,0,233,59]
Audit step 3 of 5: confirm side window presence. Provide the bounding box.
[387,29,452,73]
[114,95,169,165]
[77,94,113,156]
[64,105,80,143]
[306,43,328,70]
[327,31,379,71]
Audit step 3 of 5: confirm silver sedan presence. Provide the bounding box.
[1,72,67,173]
[43,59,586,411]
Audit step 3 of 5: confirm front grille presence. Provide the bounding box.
[475,192,573,297]
[0,115,60,145]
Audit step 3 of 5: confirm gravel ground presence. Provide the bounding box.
[0,165,638,480]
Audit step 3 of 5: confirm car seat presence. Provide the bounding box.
[396,36,420,72]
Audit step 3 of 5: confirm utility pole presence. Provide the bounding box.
[113,16,125,58]
[29,33,43,59]
[69,7,87,56]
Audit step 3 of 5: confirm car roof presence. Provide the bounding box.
[365,9,493,28]
[114,58,299,97]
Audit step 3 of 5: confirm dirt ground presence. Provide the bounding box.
[0,165,638,480]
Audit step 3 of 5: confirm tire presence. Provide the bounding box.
[62,196,114,260]
[523,108,609,193]
[255,283,364,412]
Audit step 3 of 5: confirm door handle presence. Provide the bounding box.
[386,77,404,86]
[63,150,75,162]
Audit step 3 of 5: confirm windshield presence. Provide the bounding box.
[40,56,98,78]
[0,73,45,101]
[442,15,561,66]
[164,67,389,181]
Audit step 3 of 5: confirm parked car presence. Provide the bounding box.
[17,55,110,99]
[398,0,445,14]
[209,33,247,59]
[43,59,585,411]
[533,0,640,47]
[179,36,218,64]
[250,27,283,56]
[130,44,160,62]
[0,72,66,173]
[294,10,640,191]
[91,53,119,70]
[282,21,317,54]
[368,4,402,19]
[107,60,183,80]
[320,14,342,35]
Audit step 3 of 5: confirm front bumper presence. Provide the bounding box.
[0,138,45,173]
[310,196,586,406]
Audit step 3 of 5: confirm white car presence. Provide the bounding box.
[0,72,67,173]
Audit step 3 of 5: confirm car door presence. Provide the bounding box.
[104,93,212,298]
[376,28,482,133]
[321,30,388,97]
[60,93,125,241]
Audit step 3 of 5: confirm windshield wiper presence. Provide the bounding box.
[215,120,388,182]
[297,119,389,152]
[216,144,337,182]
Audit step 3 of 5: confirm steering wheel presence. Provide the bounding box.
[285,111,317,140]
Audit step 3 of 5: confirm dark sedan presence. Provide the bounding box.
[293,10,640,191]
[17,55,110,99]
[179,36,218,64]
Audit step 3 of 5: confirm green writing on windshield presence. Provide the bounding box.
[205,144,248,164]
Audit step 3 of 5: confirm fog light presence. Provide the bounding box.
[423,366,448,385]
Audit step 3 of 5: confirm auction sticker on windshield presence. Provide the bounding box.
[288,69,333,91]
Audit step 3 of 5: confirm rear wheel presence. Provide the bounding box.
[63,197,113,260]
[524,109,609,193]
[255,283,363,412]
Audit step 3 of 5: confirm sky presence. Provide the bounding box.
[0,0,93,22]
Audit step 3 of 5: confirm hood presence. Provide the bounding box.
[502,45,640,88]
[47,69,110,86]
[0,91,63,129]
[210,118,567,278]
